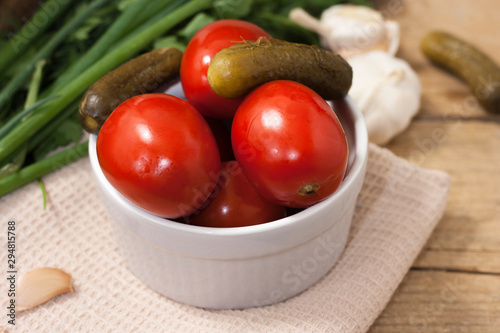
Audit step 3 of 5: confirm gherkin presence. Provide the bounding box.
[421,31,500,114]
[207,38,352,101]
[78,47,182,134]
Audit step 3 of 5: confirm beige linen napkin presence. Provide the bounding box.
[0,143,450,333]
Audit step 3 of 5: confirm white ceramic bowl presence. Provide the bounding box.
[89,96,368,310]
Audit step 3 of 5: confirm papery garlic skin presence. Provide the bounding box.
[348,51,421,145]
[290,5,420,145]
[289,5,400,59]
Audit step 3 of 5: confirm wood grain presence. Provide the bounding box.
[380,0,500,119]
[369,270,500,333]
[387,120,500,272]
[369,0,500,332]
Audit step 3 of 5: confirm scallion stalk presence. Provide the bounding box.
[49,0,159,92]
[27,101,79,152]
[0,96,57,140]
[0,141,88,197]
[0,0,77,74]
[0,0,109,112]
[24,60,47,109]
[0,0,213,164]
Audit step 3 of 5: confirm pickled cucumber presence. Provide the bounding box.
[207,38,352,100]
[78,47,182,134]
[421,31,500,114]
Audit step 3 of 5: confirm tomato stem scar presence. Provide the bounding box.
[298,184,320,196]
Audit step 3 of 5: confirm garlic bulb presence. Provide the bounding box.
[289,5,399,59]
[290,5,421,145]
[347,51,421,145]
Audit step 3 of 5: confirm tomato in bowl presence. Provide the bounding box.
[88,93,367,309]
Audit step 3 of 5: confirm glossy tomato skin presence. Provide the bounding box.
[96,93,221,219]
[232,80,348,208]
[187,161,286,227]
[180,19,270,119]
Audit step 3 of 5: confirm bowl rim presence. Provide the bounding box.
[88,95,368,238]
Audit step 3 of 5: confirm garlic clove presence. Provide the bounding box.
[289,5,400,59]
[320,5,386,54]
[17,267,73,312]
[347,51,421,145]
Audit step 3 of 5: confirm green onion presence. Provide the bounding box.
[0,96,57,140]
[25,60,47,109]
[0,144,27,179]
[0,57,50,180]
[0,0,213,165]
[49,0,164,93]
[37,179,48,209]
[0,0,77,74]
[27,101,79,152]
[0,0,109,112]
[0,60,53,141]
[0,141,89,197]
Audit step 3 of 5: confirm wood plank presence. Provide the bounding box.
[376,0,500,118]
[386,120,500,272]
[369,1,500,332]
[414,249,500,274]
[368,270,500,333]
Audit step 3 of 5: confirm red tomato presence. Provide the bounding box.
[96,93,221,218]
[231,80,348,208]
[180,19,270,119]
[187,161,286,227]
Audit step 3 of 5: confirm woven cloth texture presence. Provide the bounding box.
[0,143,450,333]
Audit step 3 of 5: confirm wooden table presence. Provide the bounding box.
[368,1,500,332]
[2,1,498,331]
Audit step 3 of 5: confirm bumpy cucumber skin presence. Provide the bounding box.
[421,31,500,114]
[207,38,353,101]
[78,47,182,134]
